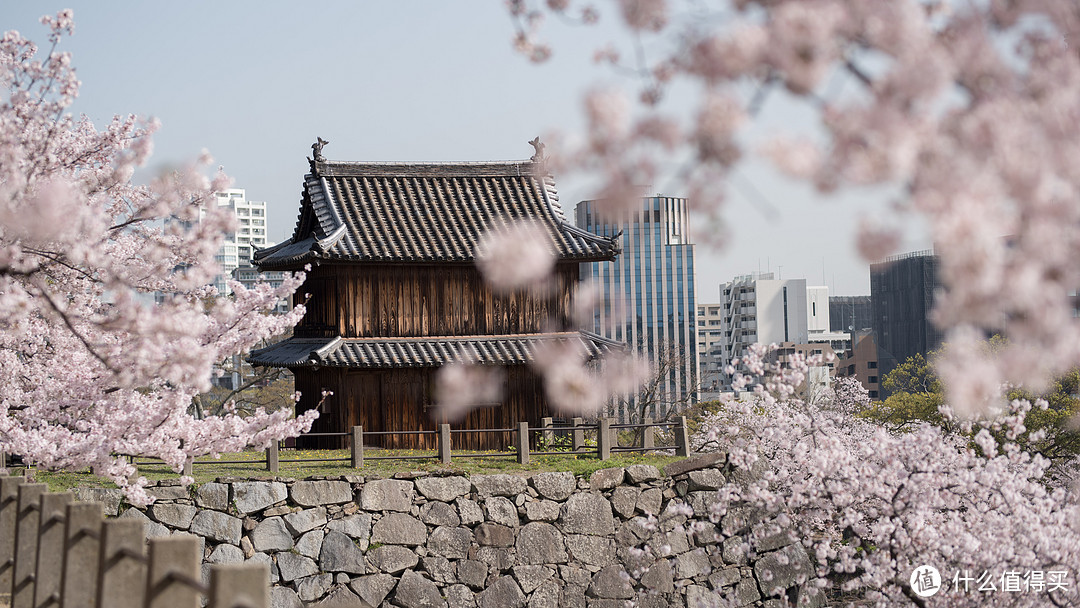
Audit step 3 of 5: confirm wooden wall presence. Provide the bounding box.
[294,366,550,451]
[294,263,579,338]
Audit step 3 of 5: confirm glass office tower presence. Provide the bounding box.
[576,196,699,422]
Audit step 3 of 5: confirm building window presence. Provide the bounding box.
[869,390,879,399]
[868,361,878,368]
[868,376,878,383]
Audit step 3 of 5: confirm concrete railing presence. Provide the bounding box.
[0,474,268,608]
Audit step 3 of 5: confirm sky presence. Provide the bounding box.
[4,2,933,300]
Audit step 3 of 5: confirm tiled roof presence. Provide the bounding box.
[253,158,618,269]
[247,332,622,369]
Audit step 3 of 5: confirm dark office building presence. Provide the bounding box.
[870,250,943,395]
[830,295,872,334]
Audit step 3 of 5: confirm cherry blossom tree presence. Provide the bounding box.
[480,2,1080,605]
[508,0,1080,416]
[0,12,316,504]
[695,347,1080,607]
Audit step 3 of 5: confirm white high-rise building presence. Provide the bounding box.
[718,273,850,391]
[720,272,809,367]
[210,189,268,295]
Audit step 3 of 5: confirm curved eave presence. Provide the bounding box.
[248,332,624,370]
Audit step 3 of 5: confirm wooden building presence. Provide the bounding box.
[248,142,619,450]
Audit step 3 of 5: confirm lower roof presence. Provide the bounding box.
[248,332,622,369]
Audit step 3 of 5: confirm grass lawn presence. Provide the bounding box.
[17,448,684,494]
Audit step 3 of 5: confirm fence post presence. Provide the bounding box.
[12,483,46,608]
[540,417,553,450]
[97,519,146,608]
[643,417,655,451]
[208,563,269,608]
[146,535,201,608]
[571,417,584,452]
[351,426,364,469]
[34,492,73,608]
[183,458,193,477]
[0,475,24,600]
[597,418,611,461]
[61,502,104,608]
[438,424,451,465]
[516,422,530,465]
[674,415,691,457]
[265,442,279,474]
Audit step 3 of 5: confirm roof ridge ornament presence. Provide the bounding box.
[528,137,546,163]
[308,137,329,174]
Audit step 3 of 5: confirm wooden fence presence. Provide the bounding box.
[138,416,691,476]
[0,474,268,608]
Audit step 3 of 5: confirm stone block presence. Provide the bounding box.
[296,529,324,559]
[512,564,555,593]
[675,548,712,579]
[150,503,197,529]
[687,469,725,491]
[371,512,427,546]
[753,543,813,598]
[663,452,726,477]
[270,586,303,608]
[564,534,616,568]
[516,522,567,564]
[284,506,328,535]
[423,555,457,584]
[472,474,528,497]
[189,509,242,545]
[394,570,447,608]
[625,464,662,484]
[530,471,576,501]
[637,488,663,516]
[560,493,614,535]
[420,501,460,526]
[307,585,360,608]
[251,517,293,552]
[232,481,287,515]
[291,480,353,506]
[367,544,419,573]
[457,559,488,589]
[588,467,625,491]
[296,573,333,602]
[361,479,414,512]
[446,584,477,608]
[478,575,526,608]
[320,530,367,574]
[415,475,471,502]
[429,525,472,559]
[610,487,640,519]
[457,497,485,525]
[349,573,397,606]
[587,565,634,599]
[275,552,319,582]
[326,512,371,549]
[484,496,519,527]
[475,522,516,547]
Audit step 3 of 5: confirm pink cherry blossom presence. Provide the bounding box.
[0,14,316,504]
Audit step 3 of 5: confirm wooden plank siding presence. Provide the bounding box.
[294,263,578,338]
[294,366,549,451]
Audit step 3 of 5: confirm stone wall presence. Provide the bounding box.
[75,454,819,608]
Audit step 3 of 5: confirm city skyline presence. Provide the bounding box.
[2,3,933,300]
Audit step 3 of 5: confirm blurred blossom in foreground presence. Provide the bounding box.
[475,222,555,293]
[434,361,505,423]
